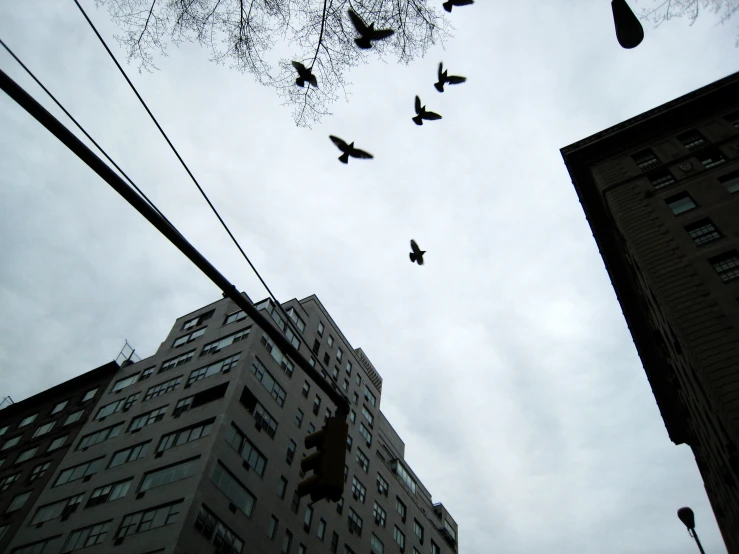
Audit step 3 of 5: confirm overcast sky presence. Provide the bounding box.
[1,0,738,552]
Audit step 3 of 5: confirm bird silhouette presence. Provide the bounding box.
[348,9,395,49]
[442,0,474,12]
[329,136,374,164]
[409,240,426,265]
[412,96,442,126]
[434,62,467,92]
[292,61,318,88]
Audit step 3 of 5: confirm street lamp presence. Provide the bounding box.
[677,507,706,554]
[611,0,644,49]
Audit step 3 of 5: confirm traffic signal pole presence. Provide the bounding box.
[0,67,349,418]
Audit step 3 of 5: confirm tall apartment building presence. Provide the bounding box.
[2,294,459,554]
[561,72,739,551]
[0,362,119,553]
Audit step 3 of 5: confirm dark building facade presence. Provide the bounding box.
[561,72,739,551]
[0,362,119,552]
[3,294,458,554]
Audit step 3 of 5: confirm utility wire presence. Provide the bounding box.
[0,37,175,232]
[73,1,343,399]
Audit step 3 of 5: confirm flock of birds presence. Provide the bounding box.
[291,1,474,265]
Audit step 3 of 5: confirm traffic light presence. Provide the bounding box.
[297,416,348,503]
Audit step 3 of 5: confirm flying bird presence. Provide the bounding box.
[442,0,474,12]
[409,240,426,265]
[412,96,442,126]
[348,9,395,49]
[329,136,374,164]
[292,61,318,88]
[434,62,467,92]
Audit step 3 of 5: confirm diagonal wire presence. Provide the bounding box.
[0,37,178,234]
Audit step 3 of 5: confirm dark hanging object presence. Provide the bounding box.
[612,0,644,49]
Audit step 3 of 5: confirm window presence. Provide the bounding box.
[298,545,306,554]
[359,423,372,446]
[313,395,322,415]
[350,410,356,424]
[328,335,334,347]
[78,422,123,450]
[318,321,325,336]
[0,524,8,541]
[686,219,721,246]
[268,515,279,539]
[278,476,288,499]
[343,379,349,392]
[262,333,300,367]
[287,439,297,465]
[355,373,361,386]
[63,410,84,426]
[287,307,306,332]
[295,409,304,428]
[431,541,441,554]
[364,386,376,407]
[444,520,457,542]
[200,328,251,357]
[371,534,385,554]
[0,425,8,436]
[393,461,417,494]
[117,500,182,538]
[678,130,707,151]
[225,423,267,476]
[144,376,182,401]
[183,309,214,330]
[719,170,739,194]
[699,150,726,169]
[648,169,676,189]
[282,530,293,554]
[129,406,168,432]
[16,447,37,463]
[362,405,374,426]
[0,472,19,491]
[194,505,244,554]
[347,435,353,452]
[212,463,256,516]
[29,461,50,483]
[187,354,240,386]
[666,192,696,215]
[86,478,132,507]
[50,401,68,415]
[351,476,366,503]
[313,339,321,355]
[48,435,68,452]
[357,449,370,473]
[19,414,37,427]
[292,491,301,514]
[108,441,150,468]
[96,392,139,419]
[55,457,104,486]
[81,388,97,402]
[175,382,228,417]
[317,518,326,540]
[111,373,140,393]
[396,497,407,521]
[711,251,739,283]
[324,353,331,365]
[344,465,349,483]
[251,358,287,406]
[302,381,310,397]
[352,392,359,405]
[331,532,339,553]
[344,546,356,554]
[309,357,315,367]
[160,350,195,373]
[633,149,660,171]
[414,519,424,543]
[61,520,111,552]
[173,327,206,348]
[7,491,32,512]
[140,366,154,380]
[394,526,406,552]
[373,502,386,526]
[346,361,352,374]
[224,309,247,326]
[332,366,340,381]
[140,457,200,492]
[336,496,344,514]
[12,537,63,554]
[32,422,56,438]
[31,494,84,525]
[348,508,363,536]
[304,505,313,532]
[337,348,343,361]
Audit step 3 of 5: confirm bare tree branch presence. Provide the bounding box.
[94,0,452,126]
[638,0,739,43]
